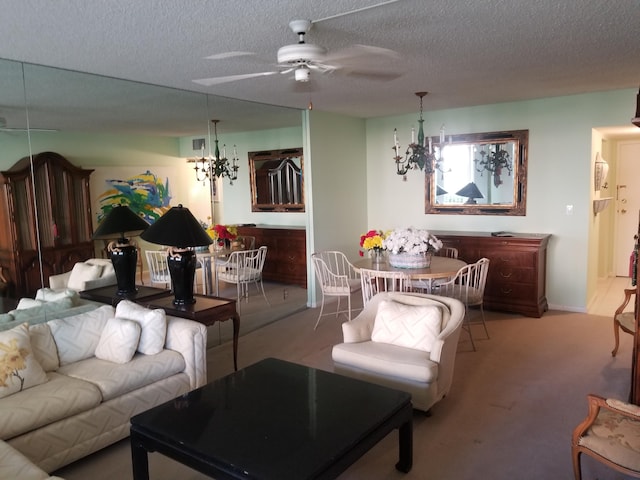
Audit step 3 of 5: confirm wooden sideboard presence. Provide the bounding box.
[434,231,551,317]
[236,226,307,288]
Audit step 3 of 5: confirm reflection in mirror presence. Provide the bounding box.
[249,148,304,212]
[426,130,528,215]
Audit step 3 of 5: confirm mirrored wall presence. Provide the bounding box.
[0,58,301,298]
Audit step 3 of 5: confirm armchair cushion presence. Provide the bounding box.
[67,262,103,291]
[371,300,442,352]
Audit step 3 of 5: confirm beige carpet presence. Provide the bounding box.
[54,300,637,480]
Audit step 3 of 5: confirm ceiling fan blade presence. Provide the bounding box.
[338,68,403,81]
[204,51,256,60]
[193,71,279,86]
[324,44,401,64]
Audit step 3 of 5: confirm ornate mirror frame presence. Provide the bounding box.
[249,147,305,212]
[425,129,528,215]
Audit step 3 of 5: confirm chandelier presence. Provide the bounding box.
[392,92,446,180]
[474,143,512,187]
[193,119,239,185]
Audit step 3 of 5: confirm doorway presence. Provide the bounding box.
[614,141,640,277]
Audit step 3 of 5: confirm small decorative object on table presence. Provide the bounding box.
[383,227,442,268]
[359,229,387,265]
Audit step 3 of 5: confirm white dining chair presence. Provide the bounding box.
[359,268,410,306]
[216,246,269,308]
[145,250,171,289]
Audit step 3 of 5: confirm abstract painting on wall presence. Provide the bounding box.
[93,169,172,224]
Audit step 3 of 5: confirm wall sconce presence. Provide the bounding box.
[475,143,512,187]
[392,92,448,180]
[141,205,212,305]
[92,205,149,296]
[456,182,484,204]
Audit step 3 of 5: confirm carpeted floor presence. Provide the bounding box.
[54,299,638,480]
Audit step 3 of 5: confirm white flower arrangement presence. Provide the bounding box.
[382,227,443,255]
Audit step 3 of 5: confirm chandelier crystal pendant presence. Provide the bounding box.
[474,143,512,187]
[392,92,446,181]
[193,119,239,185]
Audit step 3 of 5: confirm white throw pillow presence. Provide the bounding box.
[95,317,141,364]
[15,298,44,310]
[35,287,78,303]
[67,262,103,291]
[115,300,167,355]
[371,300,443,352]
[0,323,48,398]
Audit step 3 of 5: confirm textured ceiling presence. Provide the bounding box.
[0,0,638,135]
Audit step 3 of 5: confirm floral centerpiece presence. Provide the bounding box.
[359,229,387,264]
[207,224,238,247]
[383,227,442,268]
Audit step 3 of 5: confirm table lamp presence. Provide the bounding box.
[140,204,213,305]
[92,205,150,295]
[455,182,484,204]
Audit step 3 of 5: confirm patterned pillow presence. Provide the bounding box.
[371,300,443,352]
[0,323,48,399]
[95,317,141,364]
[15,298,44,310]
[115,300,167,355]
[67,262,103,291]
[35,287,79,304]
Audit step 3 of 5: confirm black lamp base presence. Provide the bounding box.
[109,244,138,296]
[167,250,197,305]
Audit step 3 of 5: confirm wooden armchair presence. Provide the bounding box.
[572,394,640,479]
[612,287,637,357]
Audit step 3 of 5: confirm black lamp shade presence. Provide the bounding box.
[93,205,149,241]
[92,205,149,296]
[455,182,484,204]
[141,205,212,305]
[141,205,212,248]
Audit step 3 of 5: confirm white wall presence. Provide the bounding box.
[365,89,636,311]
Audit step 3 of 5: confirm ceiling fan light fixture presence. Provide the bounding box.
[277,43,326,64]
[294,66,310,82]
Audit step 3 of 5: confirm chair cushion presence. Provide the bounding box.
[371,300,442,352]
[332,341,438,383]
[616,311,636,332]
[579,406,640,471]
[0,323,48,399]
[95,317,141,364]
[115,300,167,355]
[67,262,103,290]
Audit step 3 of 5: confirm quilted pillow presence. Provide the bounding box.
[15,298,43,310]
[35,287,79,304]
[371,300,443,352]
[115,300,167,355]
[67,262,103,291]
[0,323,48,398]
[95,317,141,364]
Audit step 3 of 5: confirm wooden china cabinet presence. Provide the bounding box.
[0,152,94,298]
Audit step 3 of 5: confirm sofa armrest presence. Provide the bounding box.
[49,271,71,290]
[81,273,117,291]
[165,316,208,389]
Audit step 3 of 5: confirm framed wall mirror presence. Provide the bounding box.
[425,129,528,215]
[249,148,304,212]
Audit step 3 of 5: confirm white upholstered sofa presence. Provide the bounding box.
[0,299,207,477]
[49,258,117,292]
[332,292,464,413]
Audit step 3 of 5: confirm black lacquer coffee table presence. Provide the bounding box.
[130,358,413,479]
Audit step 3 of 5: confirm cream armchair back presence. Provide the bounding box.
[332,292,465,413]
[49,258,117,292]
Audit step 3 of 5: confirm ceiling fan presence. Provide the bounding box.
[193,10,402,87]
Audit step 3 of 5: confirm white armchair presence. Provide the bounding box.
[332,291,465,413]
[49,258,117,292]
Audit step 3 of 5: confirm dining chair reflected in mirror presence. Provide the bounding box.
[611,287,637,357]
[145,250,171,290]
[216,246,269,309]
[311,251,361,330]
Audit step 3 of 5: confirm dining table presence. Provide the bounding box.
[354,255,466,294]
[195,248,232,296]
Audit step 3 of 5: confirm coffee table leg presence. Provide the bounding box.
[395,418,413,473]
[232,313,239,371]
[131,434,150,480]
